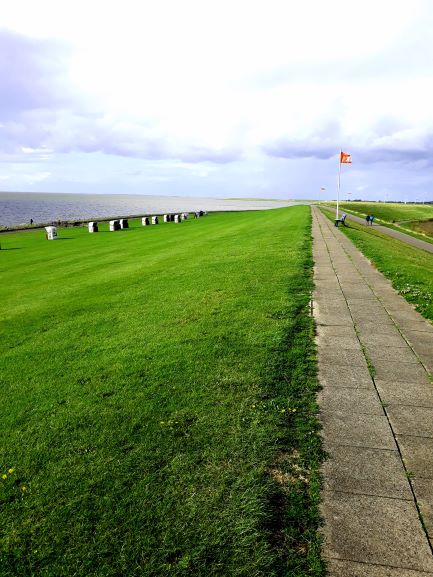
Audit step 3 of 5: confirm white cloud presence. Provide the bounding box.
[1,0,433,199]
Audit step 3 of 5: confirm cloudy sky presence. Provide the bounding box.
[1,0,433,201]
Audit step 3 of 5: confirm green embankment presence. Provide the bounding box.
[321,210,433,322]
[324,201,433,241]
[333,201,433,223]
[0,208,324,577]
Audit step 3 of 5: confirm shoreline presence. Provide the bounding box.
[0,209,267,234]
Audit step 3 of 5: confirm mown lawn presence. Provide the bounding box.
[0,208,324,577]
[321,211,433,322]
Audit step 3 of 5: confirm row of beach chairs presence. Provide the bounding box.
[45,212,207,239]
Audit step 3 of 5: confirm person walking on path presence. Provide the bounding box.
[365,214,371,225]
[370,214,375,226]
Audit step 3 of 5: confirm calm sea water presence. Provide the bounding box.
[0,192,296,227]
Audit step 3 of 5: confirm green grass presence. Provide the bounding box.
[321,210,433,322]
[323,201,433,224]
[0,208,324,576]
[321,202,433,243]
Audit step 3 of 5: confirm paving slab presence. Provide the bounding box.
[373,360,429,383]
[313,270,338,278]
[335,272,362,281]
[313,293,347,305]
[318,363,375,388]
[387,405,433,437]
[321,445,411,499]
[376,379,433,408]
[313,286,344,296]
[345,296,379,305]
[316,334,361,350]
[374,287,405,299]
[314,275,338,283]
[314,312,354,326]
[404,329,433,350]
[354,321,402,335]
[335,277,365,285]
[348,309,395,325]
[317,347,369,368]
[375,287,411,301]
[326,559,433,577]
[320,413,396,450]
[396,320,433,334]
[313,253,330,261]
[316,324,358,338]
[389,308,427,325]
[358,332,409,349]
[321,491,433,571]
[314,265,334,272]
[312,265,336,275]
[366,346,421,365]
[397,435,433,479]
[314,302,351,314]
[317,387,383,415]
[403,331,433,373]
[412,478,433,542]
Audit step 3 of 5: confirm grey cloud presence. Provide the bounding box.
[354,145,433,166]
[265,139,433,166]
[263,113,433,167]
[0,29,73,117]
[263,120,341,161]
[0,107,241,164]
[263,140,336,160]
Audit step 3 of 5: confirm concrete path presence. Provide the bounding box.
[312,206,433,576]
[320,206,433,254]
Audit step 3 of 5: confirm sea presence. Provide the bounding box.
[0,192,297,227]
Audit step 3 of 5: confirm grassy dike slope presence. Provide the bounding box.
[0,208,323,577]
[325,202,433,242]
[325,201,433,223]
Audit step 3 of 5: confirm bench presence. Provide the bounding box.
[334,213,348,227]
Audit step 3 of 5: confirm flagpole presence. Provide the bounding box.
[336,150,342,220]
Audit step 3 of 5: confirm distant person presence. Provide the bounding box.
[365,214,371,225]
[30,218,33,225]
[370,215,375,226]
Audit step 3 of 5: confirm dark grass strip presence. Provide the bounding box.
[261,225,325,576]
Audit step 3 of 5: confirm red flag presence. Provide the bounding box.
[340,151,352,164]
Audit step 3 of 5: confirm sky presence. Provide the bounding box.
[1,0,433,201]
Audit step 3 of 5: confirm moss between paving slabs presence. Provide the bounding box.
[321,209,433,323]
[0,207,324,577]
